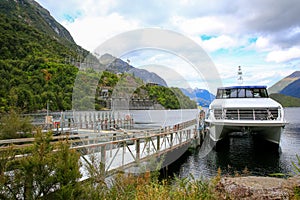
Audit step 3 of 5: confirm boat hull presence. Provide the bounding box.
[206,120,285,145]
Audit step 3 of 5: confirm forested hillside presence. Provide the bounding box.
[269,93,300,107]
[0,0,196,113]
[0,3,87,113]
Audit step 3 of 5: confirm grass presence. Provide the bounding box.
[75,171,220,200]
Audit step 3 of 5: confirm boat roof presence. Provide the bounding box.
[217,85,267,90]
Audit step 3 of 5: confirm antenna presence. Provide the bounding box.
[237,66,243,85]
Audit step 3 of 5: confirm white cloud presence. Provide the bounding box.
[266,47,300,63]
[255,37,270,50]
[62,13,139,51]
[171,16,227,35]
[201,35,238,52]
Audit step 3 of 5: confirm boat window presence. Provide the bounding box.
[253,88,268,97]
[253,89,260,97]
[245,89,253,98]
[223,89,231,98]
[216,87,268,99]
[230,89,238,98]
[237,89,245,98]
[216,89,223,99]
[260,89,268,97]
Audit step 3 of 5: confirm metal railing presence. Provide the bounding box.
[213,108,280,120]
[0,119,198,179]
[72,119,197,178]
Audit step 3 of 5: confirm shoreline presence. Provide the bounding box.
[216,175,300,199]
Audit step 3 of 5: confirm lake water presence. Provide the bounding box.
[130,108,300,178]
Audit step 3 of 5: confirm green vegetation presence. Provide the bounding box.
[79,173,218,200]
[0,131,81,199]
[270,93,300,107]
[292,154,300,175]
[0,143,219,199]
[0,110,33,139]
[0,53,195,113]
[0,11,85,113]
[95,71,197,110]
[144,85,197,109]
[0,59,79,113]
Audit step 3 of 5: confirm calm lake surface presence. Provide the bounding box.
[130,108,300,178]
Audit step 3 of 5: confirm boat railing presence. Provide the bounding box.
[213,107,281,121]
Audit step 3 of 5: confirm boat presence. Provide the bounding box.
[205,67,287,145]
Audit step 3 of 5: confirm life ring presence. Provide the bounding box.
[53,121,60,128]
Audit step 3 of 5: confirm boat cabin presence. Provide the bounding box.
[216,86,268,99]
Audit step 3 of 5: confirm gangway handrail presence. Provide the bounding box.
[0,119,196,147]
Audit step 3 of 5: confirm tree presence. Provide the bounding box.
[0,131,82,199]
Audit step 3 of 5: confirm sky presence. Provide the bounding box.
[36,0,300,91]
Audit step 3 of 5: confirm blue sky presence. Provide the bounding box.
[36,0,300,90]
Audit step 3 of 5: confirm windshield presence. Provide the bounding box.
[216,88,268,99]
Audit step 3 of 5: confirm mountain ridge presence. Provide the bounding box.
[268,71,300,106]
[268,71,300,96]
[180,88,215,107]
[0,0,75,45]
[99,53,168,87]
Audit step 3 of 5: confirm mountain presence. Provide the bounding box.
[0,0,89,61]
[268,71,300,98]
[268,71,300,107]
[0,0,91,113]
[0,0,189,112]
[180,88,215,107]
[280,78,300,98]
[99,54,168,87]
[1,0,75,45]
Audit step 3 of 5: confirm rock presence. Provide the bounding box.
[216,176,300,199]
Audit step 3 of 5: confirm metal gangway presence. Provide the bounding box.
[0,118,202,180]
[71,119,199,180]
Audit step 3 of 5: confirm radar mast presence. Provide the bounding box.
[237,66,243,85]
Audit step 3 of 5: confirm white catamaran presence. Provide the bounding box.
[205,67,287,145]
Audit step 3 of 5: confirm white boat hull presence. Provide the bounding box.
[206,120,285,144]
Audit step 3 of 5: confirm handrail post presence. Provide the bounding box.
[100,145,106,175]
[157,135,160,151]
[179,131,182,143]
[136,139,140,160]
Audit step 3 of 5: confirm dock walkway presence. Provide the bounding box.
[1,112,205,180]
